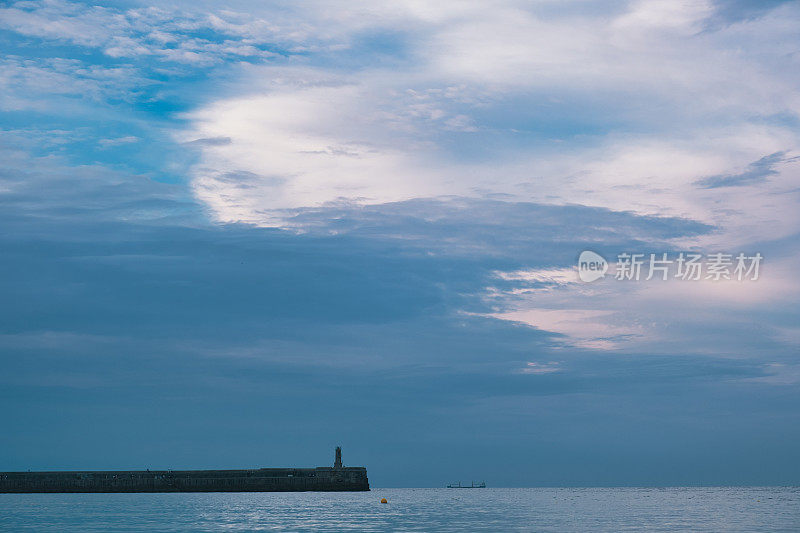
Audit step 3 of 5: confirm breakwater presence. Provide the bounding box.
[0,447,369,493]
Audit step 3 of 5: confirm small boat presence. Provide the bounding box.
[446,481,486,488]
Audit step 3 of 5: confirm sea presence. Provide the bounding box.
[0,487,798,532]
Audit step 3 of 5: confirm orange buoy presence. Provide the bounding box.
[380,498,388,504]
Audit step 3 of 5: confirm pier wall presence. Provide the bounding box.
[0,467,369,493]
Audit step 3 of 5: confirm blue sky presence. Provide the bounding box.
[1,0,799,486]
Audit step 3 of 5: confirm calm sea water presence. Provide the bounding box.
[0,487,798,532]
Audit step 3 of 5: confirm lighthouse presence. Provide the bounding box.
[334,446,343,469]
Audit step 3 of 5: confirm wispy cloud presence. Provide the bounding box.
[98,136,140,148]
[519,361,562,375]
[694,151,790,188]
[0,0,299,65]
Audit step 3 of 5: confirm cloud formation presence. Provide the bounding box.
[0,0,299,65]
[1,0,799,484]
[694,151,791,188]
[177,0,800,247]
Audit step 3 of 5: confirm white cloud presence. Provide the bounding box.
[494,268,577,285]
[182,71,488,224]
[0,0,303,65]
[0,56,148,110]
[485,253,800,353]
[519,361,562,375]
[492,308,641,351]
[177,0,800,250]
[98,136,140,148]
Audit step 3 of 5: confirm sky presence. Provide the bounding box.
[0,0,799,487]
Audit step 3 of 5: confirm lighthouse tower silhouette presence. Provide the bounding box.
[334,446,343,469]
